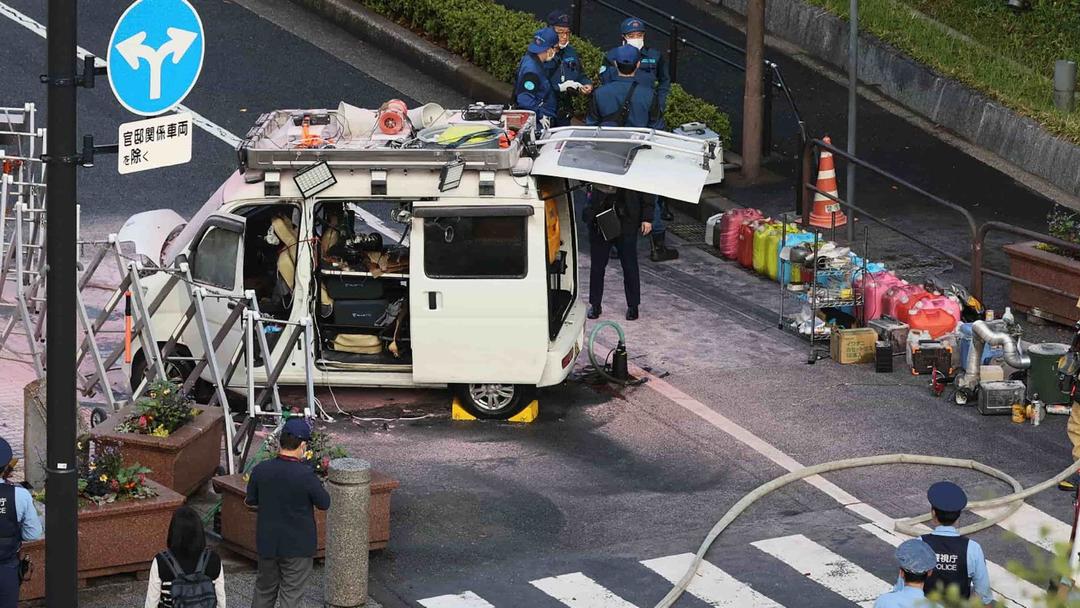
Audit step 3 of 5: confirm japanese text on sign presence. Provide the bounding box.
[117,112,193,174]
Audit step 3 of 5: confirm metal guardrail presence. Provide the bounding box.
[799,138,1080,309]
[570,0,808,155]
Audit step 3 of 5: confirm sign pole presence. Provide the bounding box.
[45,0,80,605]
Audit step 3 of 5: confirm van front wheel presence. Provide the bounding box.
[454,384,535,420]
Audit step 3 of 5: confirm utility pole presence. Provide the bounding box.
[846,0,858,240]
[45,0,80,605]
[741,0,765,181]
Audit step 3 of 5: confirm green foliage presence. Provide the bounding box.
[359,0,732,142]
[1040,205,1080,260]
[803,0,1080,144]
[116,379,197,437]
[1005,527,1080,607]
[36,438,156,506]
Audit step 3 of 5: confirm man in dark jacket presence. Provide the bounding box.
[246,417,331,608]
[585,184,653,320]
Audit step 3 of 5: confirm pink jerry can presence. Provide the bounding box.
[855,271,901,321]
[719,208,763,259]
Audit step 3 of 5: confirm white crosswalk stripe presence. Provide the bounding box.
[974,502,1073,553]
[859,522,1042,608]
[530,572,639,608]
[419,591,497,608]
[751,534,891,608]
[641,553,784,607]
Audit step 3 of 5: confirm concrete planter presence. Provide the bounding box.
[90,405,225,496]
[212,470,399,559]
[1003,240,1080,325]
[19,480,185,602]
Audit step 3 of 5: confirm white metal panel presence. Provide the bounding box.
[408,202,548,384]
[531,127,713,204]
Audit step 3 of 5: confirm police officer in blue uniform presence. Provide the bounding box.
[599,17,671,112]
[892,481,993,606]
[586,46,660,130]
[544,10,593,127]
[0,436,42,608]
[873,539,938,608]
[513,27,561,129]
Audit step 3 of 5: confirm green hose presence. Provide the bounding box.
[655,453,1080,608]
[587,320,627,384]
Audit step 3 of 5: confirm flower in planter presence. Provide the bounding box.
[116,379,199,438]
[36,437,156,506]
[246,424,348,479]
[1038,205,1080,260]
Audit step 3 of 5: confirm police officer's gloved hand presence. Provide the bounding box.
[558,80,581,93]
[539,116,552,131]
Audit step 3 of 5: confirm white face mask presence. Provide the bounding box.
[558,40,569,49]
[626,38,644,49]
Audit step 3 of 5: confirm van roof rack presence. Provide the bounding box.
[236,107,536,172]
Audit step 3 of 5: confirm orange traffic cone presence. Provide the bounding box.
[809,136,848,229]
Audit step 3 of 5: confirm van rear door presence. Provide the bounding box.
[530,126,715,204]
[408,204,548,385]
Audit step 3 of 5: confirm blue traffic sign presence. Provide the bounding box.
[107,0,205,116]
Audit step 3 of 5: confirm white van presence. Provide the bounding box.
[118,103,715,419]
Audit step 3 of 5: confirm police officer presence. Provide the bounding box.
[873,539,938,608]
[584,183,653,321]
[588,45,678,262]
[599,17,671,112]
[544,10,593,127]
[0,436,42,608]
[903,481,993,606]
[246,418,331,608]
[513,27,561,130]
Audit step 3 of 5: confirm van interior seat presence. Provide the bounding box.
[272,214,299,293]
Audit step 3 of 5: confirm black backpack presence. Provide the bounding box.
[160,550,217,608]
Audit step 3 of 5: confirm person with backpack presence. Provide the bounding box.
[144,506,225,608]
[246,417,330,608]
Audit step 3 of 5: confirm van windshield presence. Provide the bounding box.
[164,179,227,264]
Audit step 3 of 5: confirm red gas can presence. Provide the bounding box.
[907,295,962,338]
[855,271,902,322]
[737,221,757,268]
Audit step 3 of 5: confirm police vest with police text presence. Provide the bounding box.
[920,533,971,599]
[0,484,21,564]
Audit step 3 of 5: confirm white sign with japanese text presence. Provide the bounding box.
[117,112,193,174]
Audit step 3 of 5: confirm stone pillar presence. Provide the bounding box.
[325,457,371,607]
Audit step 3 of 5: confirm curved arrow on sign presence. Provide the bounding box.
[114,27,198,100]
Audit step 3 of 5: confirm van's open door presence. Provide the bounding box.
[408,204,548,385]
[531,126,715,204]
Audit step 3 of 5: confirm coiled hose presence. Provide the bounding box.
[587,320,627,385]
[655,453,1080,608]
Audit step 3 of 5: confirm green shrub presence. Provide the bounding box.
[360,0,732,143]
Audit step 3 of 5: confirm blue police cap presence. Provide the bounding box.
[528,27,559,53]
[282,417,312,441]
[611,45,640,65]
[0,437,10,468]
[927,481,967,512]
[546,10,571,28]
[896,539,938,574]
[621,17,646,34]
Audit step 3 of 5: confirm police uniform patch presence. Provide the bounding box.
[523,73,539,91]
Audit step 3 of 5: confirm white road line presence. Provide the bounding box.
[631,362,1056,607]
[642,553,784,607]
[974,503,1073,553]
[530,572,639,608]
[751,534,892,608]
[859,522,1041,608]
[0,0,241,148]
[419,591,497,608]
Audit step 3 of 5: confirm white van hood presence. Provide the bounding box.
[117,209,186,266]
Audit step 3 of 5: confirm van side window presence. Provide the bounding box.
[191,227,240,289]
[424,216,527,278]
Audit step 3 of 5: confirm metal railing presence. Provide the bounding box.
[799,137,1080,311]
[570,0,808,155]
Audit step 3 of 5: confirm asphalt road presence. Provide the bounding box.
[1,2,1078,608]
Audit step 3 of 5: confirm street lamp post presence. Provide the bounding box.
[44,0,80,606]
[846,0,858,241]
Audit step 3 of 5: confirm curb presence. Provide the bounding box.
[708,0,1080,200]
[289,0,512,104]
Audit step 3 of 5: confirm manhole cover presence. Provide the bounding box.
[669,222,705,242]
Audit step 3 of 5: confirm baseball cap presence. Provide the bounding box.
[0,437,11,469]
[927,481,967,512]
[528,27,559,53]
[896,539,938,574]
[282,417,312,441]
[621,17,646,34]
[611,45,641,65]
[546,10,571,28]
